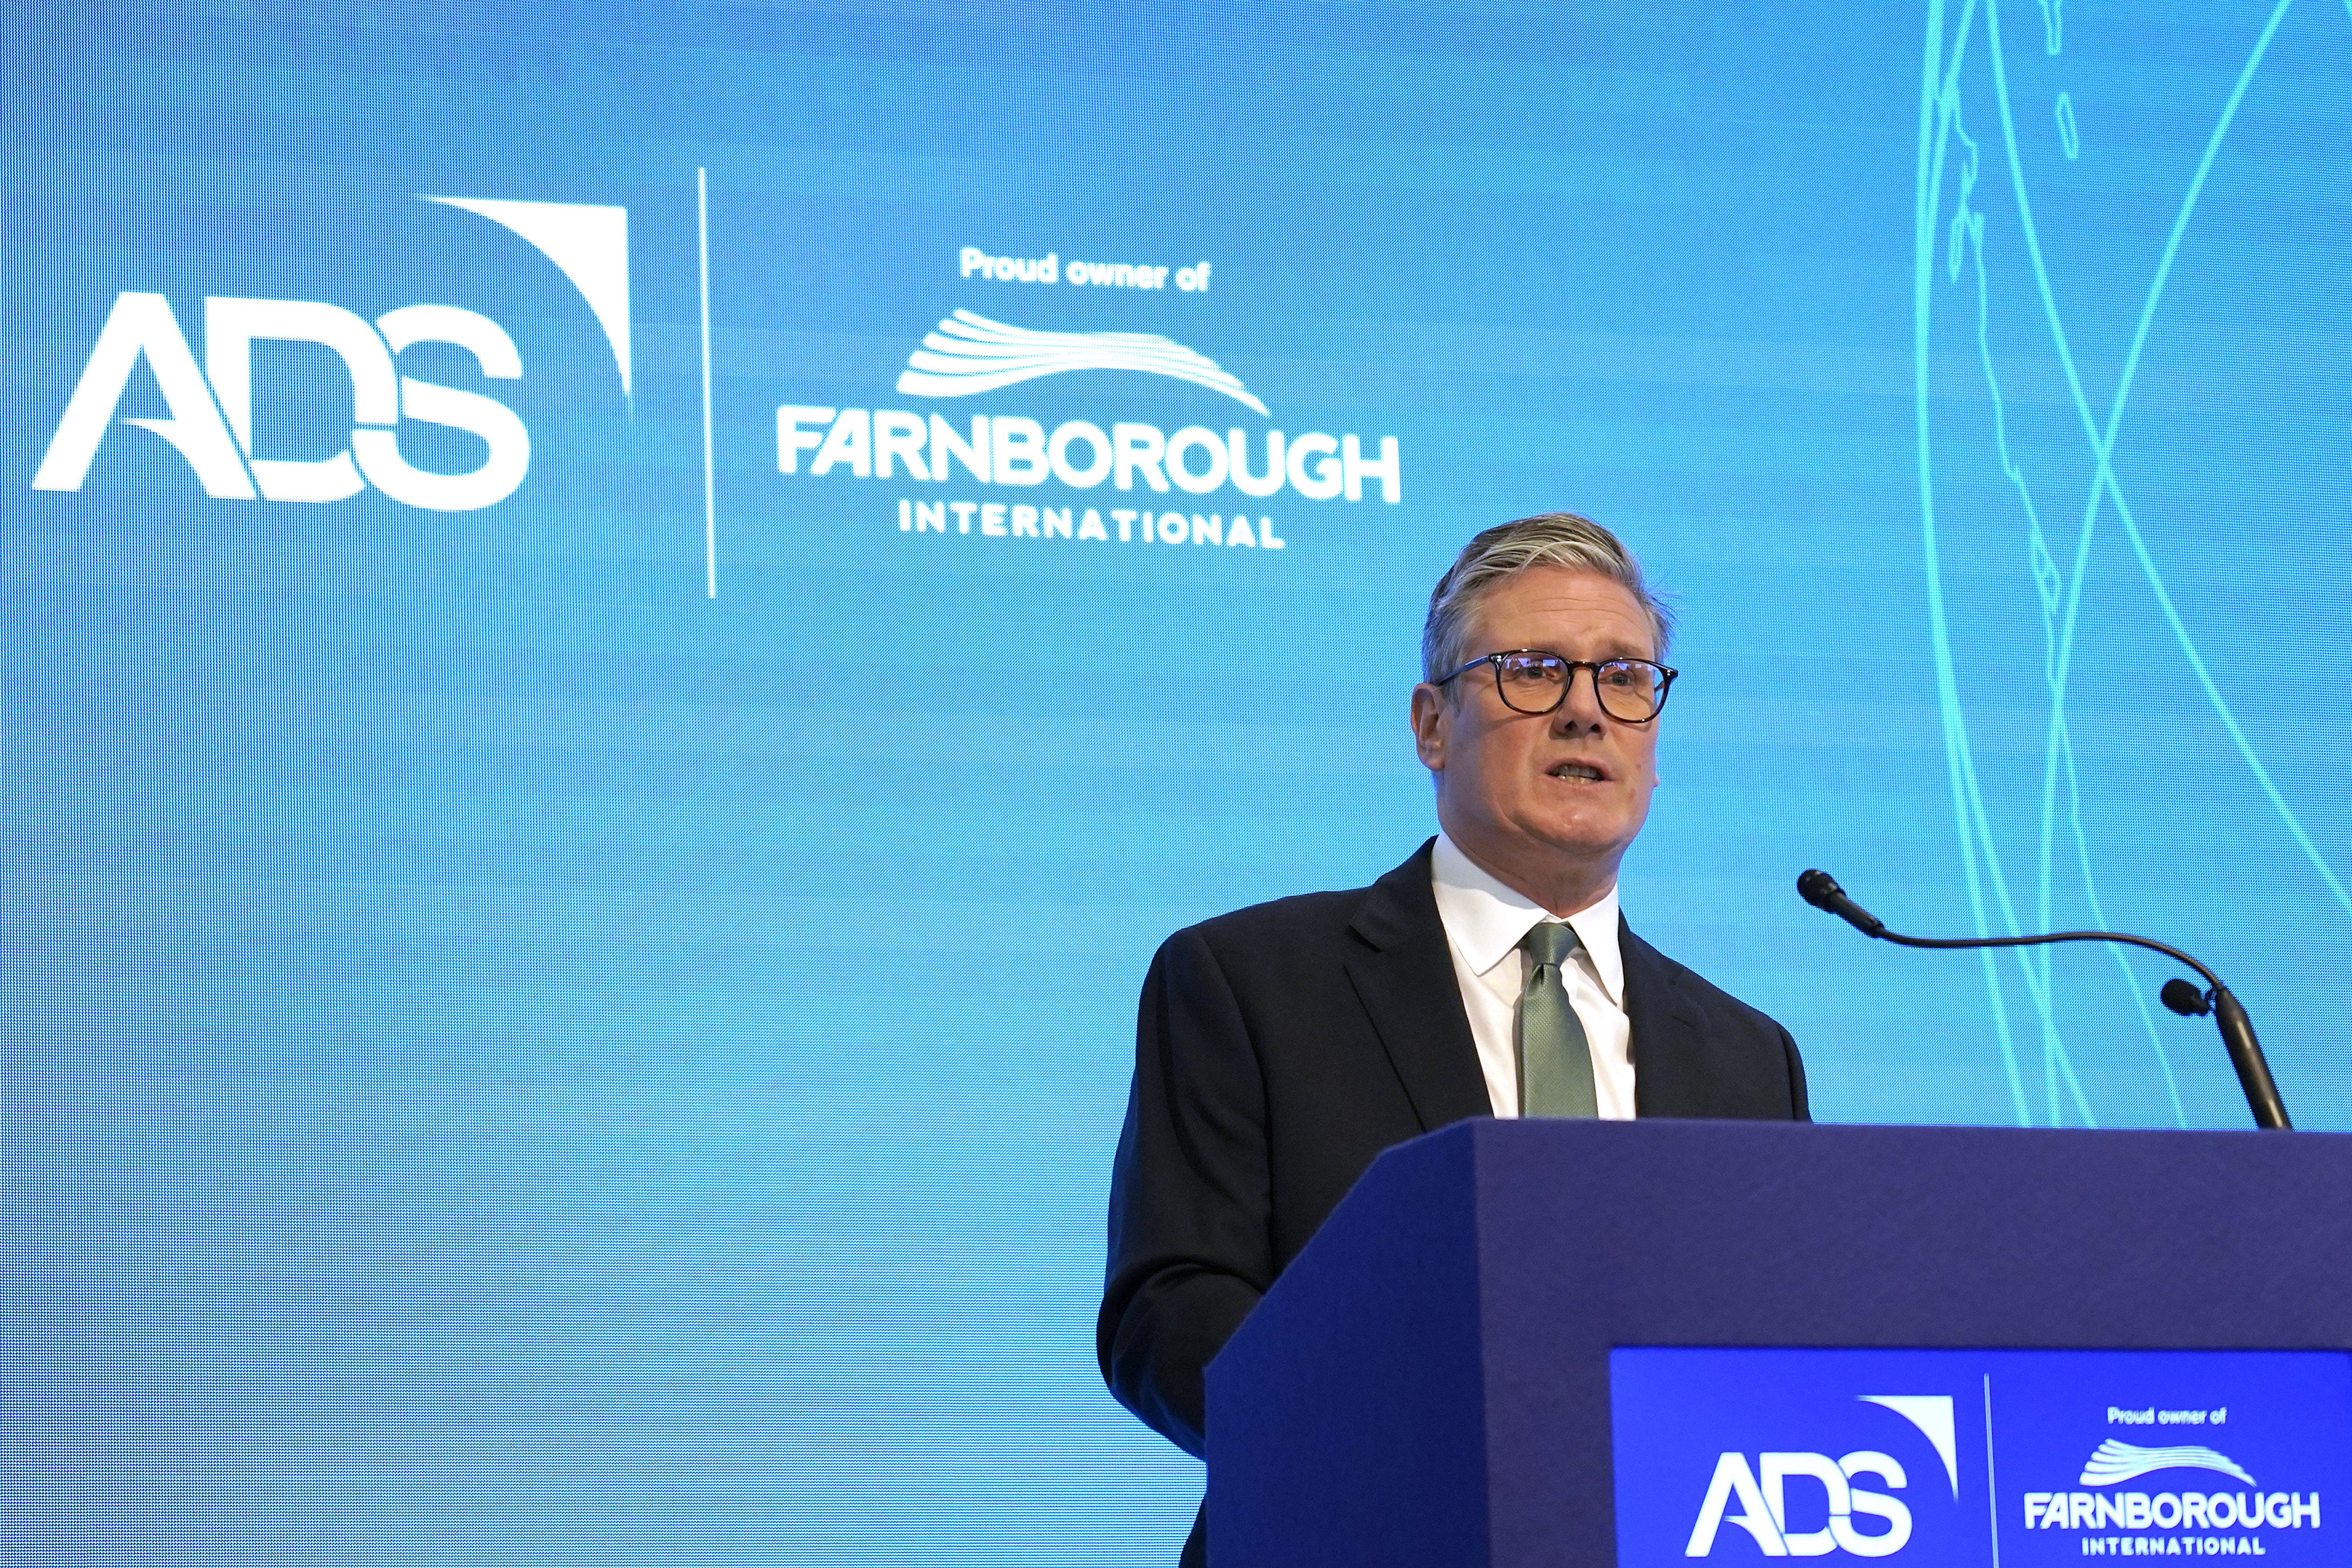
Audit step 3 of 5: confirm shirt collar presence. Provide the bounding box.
[1430,831,1625,1005]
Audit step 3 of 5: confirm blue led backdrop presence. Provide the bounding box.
[6,2,2347,1562]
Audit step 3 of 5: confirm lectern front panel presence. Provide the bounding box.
[1611,1346,2351,1567]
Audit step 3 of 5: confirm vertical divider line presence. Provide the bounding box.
[698,166,716,599]
[1983,1373,2002,1567]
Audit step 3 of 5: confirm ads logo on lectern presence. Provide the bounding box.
[1684,1396,1961,1559]
[31,197,629,512]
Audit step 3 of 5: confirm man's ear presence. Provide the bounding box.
[1410,683,1447,772]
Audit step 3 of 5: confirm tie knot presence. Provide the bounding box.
[1521,921,1578,969]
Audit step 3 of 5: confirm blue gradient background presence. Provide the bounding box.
[4,3,2346,1562]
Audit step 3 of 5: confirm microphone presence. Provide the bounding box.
[1796,869,2292,1131]
[2159,978,2208,1018]
[1797,869,1884,938]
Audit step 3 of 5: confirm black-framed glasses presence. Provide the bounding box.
[1435,650,1679,723]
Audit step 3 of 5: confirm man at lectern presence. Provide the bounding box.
[1098,512,1809,1566]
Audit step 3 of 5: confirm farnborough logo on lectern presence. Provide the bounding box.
[2023,1436,2323,1551]
[30,197,629,512]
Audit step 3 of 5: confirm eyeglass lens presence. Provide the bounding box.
[1494,653,1665,719]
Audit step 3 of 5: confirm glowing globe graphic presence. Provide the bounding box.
[1910,0,2351,1127]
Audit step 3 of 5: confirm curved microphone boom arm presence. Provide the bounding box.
[1796,870,2292,1131]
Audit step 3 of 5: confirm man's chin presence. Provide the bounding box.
[1524,792,1653,848]
[1519,817,1636,863]
[1445,797,1644,865]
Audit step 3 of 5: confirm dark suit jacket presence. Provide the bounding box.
[1098,839,1809,1498]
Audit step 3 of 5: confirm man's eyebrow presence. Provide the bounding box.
[1530,643,1652,662]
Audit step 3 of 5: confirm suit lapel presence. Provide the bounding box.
[1343,840,1492,1133]
[1621,916,1707,1117]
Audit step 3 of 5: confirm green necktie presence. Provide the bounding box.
[1518,922,1598,1119]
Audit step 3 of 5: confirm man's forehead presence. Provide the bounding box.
[1475,568,1654,652]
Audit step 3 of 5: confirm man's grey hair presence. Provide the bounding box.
[1420,512,1675,685]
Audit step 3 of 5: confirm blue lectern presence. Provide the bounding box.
[1205,1120,2352,1567]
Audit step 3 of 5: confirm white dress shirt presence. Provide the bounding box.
[1429,832,1636,1120]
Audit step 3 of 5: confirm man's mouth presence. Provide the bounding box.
[1549,761,1607,782]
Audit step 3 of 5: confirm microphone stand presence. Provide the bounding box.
[1797,870,2292,1131]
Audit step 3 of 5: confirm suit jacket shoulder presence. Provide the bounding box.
[1169,843,1494,1136]
[1622,920,1810,1121]
[1175,881,1367,969]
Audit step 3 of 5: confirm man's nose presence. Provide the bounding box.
[1553,668,1607,732]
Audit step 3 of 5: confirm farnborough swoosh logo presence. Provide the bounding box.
[893,309,1269,414]
[2080,1439,2257,1487]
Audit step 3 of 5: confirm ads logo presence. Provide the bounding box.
[31,197,628,512]
[1685,1396,1961,1559]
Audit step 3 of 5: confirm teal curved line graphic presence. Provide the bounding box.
[1988,0,2347,931]
[1916,0,2032,1124]
[2036,0,2064,54]
[1912,0,2344,1126]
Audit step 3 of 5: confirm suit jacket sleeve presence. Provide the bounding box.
[1097,924,1274,1460]
[1784,1023,1811,1121]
